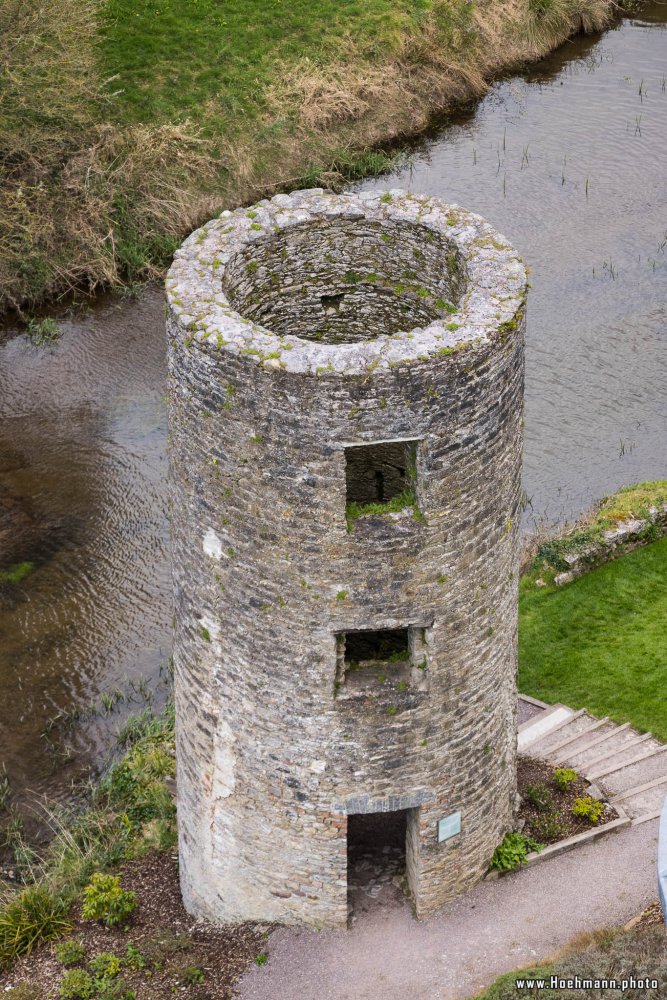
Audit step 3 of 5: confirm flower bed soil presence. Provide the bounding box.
[0,851,265,999]
[518,756,618,845]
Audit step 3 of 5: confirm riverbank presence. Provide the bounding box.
[3,0,636,316]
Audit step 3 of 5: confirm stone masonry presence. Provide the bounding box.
[165,188,527,926]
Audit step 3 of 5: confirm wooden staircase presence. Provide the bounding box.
[518,695,667,824]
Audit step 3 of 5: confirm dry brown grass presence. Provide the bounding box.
[0,0,624,313]
[266,0,617,142]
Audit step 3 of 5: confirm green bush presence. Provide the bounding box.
[572,796,605,824]
[553,767,578,791]
[55,939,86,967]
[88,951,122,980]
[96,980,136,1000]
[0,884,71,964]
[59,969,94,1000]
[179,965,205,984]
[123,942,146,969]
[81,874,136,927]
[529,813,568,842]
[523,782,555,812]
[490,832,543,872]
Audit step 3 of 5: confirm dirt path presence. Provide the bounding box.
[237,820,659,1000]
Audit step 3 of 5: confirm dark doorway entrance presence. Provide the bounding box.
[346,809,408,922]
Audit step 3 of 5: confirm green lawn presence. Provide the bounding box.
[100,0,429,125]
[519,536,667,741]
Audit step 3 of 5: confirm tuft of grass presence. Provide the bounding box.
[0,765,11,813]
[346,487,423,524]
[519,536,667,740]
[26,318,60,346]
[476,923,666,999]
[0,885,71,964]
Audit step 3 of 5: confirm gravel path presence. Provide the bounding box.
[237,820,659,1000]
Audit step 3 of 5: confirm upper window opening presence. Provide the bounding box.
[345,440,417,509]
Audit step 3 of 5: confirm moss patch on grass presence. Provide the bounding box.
[519,535,667,740]
[0,563,35,586]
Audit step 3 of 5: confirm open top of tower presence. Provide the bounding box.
[166,188,526,377]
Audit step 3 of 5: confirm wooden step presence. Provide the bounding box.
[611,774,667,803]
[547,717,609,757]
[518,707,583,752]
[582,732,653,772]
[559,722,631,763]
[588,743,667,781]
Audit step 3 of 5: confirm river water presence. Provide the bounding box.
[0,5,666,808]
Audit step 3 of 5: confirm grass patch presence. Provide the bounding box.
[519,536,667,740]
[26,318,60,346]
[476,923,665,998]
[1,0,623,312]
[346,487,424,526]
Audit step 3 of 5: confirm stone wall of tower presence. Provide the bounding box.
[166,188,527,926]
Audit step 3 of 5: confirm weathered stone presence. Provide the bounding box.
[166,189,527,927]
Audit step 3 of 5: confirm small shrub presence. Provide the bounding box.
[5,985,43,1000]
[96,980,136,1000]
[553,767,578,791]
[140,928,191,966]
[124,942,146,969]
[523,782,555,812]
[89,951,122,980]
[59,969,94,1000]
[81,873,136,927]
[255,951,269,966]
[179,965,205,984]
[490,832,542,872]
[529,813,568,842]
[55,939,86,966]
[572,796,605,824]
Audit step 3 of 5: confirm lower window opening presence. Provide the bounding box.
[340,628,411,692]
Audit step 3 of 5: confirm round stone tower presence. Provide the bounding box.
[166,188,527,927]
